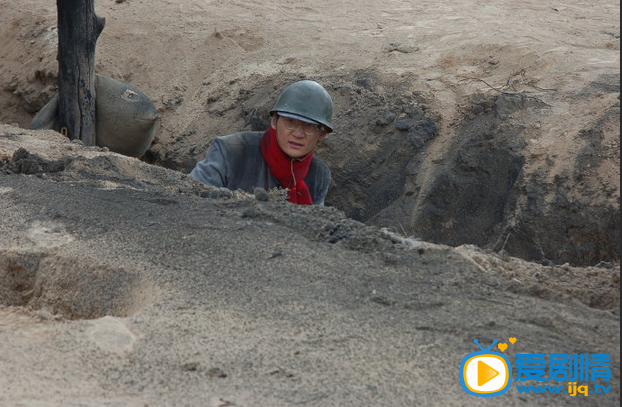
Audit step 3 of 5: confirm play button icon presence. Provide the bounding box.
[460,339,513,397]
[461,354,511,396]
[478,361,500,386]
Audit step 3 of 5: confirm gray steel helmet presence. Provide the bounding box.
[270,80,334,133]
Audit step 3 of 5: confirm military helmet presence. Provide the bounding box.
[271,80,334,133]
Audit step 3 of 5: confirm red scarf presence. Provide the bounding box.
[261,127,314,205]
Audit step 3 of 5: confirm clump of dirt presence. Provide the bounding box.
[0,250,154,320]
[0,147,68,175]
[0,127,209,197]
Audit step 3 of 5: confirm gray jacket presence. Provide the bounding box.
[190,132,331,205]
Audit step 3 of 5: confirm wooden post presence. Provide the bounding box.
[56,0,105,145]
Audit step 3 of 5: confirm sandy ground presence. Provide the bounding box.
[0,0,620,406]
[0,127,620,406]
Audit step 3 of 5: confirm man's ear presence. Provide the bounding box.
[318,132,328,142]
[270,115,278,130]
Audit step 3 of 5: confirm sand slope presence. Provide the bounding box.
[0,124,620,406]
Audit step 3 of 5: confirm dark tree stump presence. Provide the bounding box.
[56,0,105,145]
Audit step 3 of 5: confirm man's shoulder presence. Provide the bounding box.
[310,155,331,179]
[311,155,329,171]
[211,131,263,167]
[215,131,263,147]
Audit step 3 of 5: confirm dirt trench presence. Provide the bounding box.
[141,71,620,267]
[2,66,620,267]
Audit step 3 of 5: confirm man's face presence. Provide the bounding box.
[271,115,328,159]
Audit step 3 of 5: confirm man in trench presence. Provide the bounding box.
[190,80,333,205]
